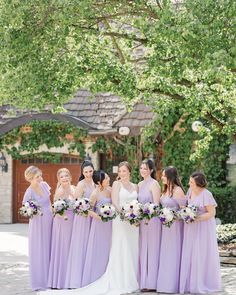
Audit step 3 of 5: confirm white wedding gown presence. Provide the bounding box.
[38,186,139,295]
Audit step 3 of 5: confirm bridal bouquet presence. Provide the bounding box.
[159,207,176,228]
[72,197,91,216]
[52,199,70,220]
[120,200,143,226]
[98,203,117,222]
[178,204,198,224]
[19,200,43,219]
[141,202,160,224]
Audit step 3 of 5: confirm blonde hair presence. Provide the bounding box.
[24,166,42,182]
[56,168,72,190]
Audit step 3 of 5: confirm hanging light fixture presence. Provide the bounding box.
[0,151,8,173]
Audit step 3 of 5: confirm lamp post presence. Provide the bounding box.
[191,120,210,133]
[191,120,203,132]
[0,152,8,173]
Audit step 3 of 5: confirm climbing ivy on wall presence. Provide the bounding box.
[91,136,140,182]
[0,118,234,222]
[0,118,231,188]
[0,120,87,161]
[139,104,231,189]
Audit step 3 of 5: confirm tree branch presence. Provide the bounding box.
[102,19,126,64]
[156,0,163,10]
[164,113,188,143]
[206,112,225,129]
[103,32,148,44]
[138,87,185,100]
[129,57,148,63]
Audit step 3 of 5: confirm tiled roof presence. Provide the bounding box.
[64,90,126,130]
[0,90,154,136]
[114,103,154,127]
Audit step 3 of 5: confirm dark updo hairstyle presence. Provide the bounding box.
[141,159,156,180]
[79,160,94,181]
[93,170,106,186]
[191,171,207,188]
[163,166,185,197]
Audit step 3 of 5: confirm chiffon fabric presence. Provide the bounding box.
[23,181,53,291]
[179,189,221,294]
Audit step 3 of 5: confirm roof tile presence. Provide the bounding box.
[0,91,154,133]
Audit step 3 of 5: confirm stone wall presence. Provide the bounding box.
[220,249,236,265]
[0,152,13,223]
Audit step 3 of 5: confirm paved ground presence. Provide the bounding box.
[0,224,235,295]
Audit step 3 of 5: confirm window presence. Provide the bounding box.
[20,155,80,164]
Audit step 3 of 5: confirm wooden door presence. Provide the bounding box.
[13,155,81,223]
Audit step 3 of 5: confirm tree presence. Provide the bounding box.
[1,0,236,153]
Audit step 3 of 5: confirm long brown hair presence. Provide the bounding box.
[141,159,156,179]
[162,166,185,197]
[79,161,94,181]
[191,171,207,188]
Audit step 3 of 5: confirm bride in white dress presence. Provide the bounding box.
[38,161,139,295]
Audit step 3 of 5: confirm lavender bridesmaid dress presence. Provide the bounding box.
[156,195,186,293]
[47,198,74,289]
[23,181,53,291]
[65,183,94,288]
[82,193,112,286]
[138,178,162,290]
[179,189,221,294]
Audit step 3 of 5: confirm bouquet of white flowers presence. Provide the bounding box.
[141,202,160,224]
[98,203,117,222]
[52,199,70,220]
[159,207,176,227]
[72,198,91,216]
[19,200,43,219]
[178,204,198,224]
[120,200,143,226]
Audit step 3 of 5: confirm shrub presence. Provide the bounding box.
[210,186,236,224]
[216,224,236,244]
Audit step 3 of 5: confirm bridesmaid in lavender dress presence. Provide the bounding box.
[82,170,112,286]
[22,166,53,291]
[156,166,186,294]
[48,168,75,289]
[180,172,221,294]
[65,161,95,288]
[138,159,161,291]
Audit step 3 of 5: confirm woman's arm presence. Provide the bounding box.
[22,189,31,204]
[195,205,216,222]
[111,181,121,212]
[75,181,85,199]
[54,187,65,200]
[150,181,161,205]
[87,190,101,220]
